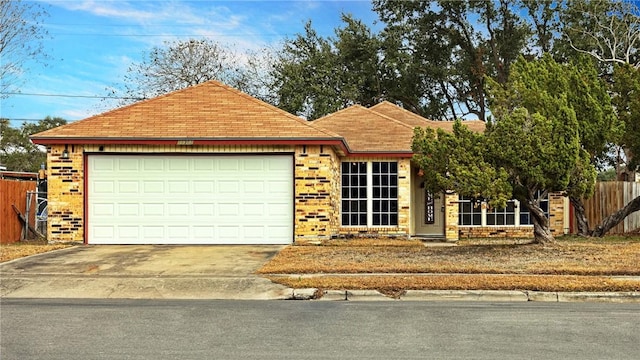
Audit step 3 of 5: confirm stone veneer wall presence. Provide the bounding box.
[458,192,568,239]
[294,145,340,240]
[337,157,411,237]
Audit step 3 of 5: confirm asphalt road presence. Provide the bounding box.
[1,299,638,360]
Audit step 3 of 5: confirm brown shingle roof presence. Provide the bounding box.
[312,105,416,153]
[370,101,486,133]
[31,80,340,141]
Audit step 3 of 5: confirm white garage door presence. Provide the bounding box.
[87,154,293,244]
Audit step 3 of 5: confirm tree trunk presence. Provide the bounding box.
[525,199,555,244]
[592,195,640,237]
[570,196,591,236]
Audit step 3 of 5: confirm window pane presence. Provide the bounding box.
[341,162,367,226]
[390,214,398,226]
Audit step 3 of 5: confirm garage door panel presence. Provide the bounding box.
[118,158,140,171]
[88,155,293,244]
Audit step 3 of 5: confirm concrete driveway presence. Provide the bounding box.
[0,245,291,300]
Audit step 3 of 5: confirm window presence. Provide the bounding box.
[341,161,398,227]
[458,196,482,226]
[519,195,549,225]
[458,193,549,226]
[486,200,516,225]
[341,162,367,226]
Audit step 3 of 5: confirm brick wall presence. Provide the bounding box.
[47,144,84,242]
[294,145,340,240]
[548,192,566,234]
[444,193,459,241]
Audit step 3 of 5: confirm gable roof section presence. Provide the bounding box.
[31,80,345,150]
[370,101,486,133]
[312,105,416,155]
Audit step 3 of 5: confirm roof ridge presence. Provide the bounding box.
[314,104,413,130]
[314,104,416,130]
[209,81,344,139]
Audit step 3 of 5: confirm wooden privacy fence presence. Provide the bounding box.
[582,181,640,234]
[0,179,37,243]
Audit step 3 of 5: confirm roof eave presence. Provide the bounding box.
[30,137,352,155]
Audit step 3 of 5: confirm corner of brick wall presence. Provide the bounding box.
[294,145,340,241]
[444,193,459,241]
[548,192,566,235]
[47,144,84,243]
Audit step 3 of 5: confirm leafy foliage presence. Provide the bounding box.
[612,64,640,172]
[0,117,66,172]
[270,15,384,120]
[413,56,588,243]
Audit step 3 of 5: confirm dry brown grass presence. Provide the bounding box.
[268,274,640,292]
[259,236,640,292]
[258,237,640,276]
[0,240,72,263]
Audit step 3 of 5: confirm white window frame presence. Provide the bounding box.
[459,197,549,227]
[340,161,398,228]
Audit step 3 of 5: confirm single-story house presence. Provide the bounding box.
[31,80,569,245]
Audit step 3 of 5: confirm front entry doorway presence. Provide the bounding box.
[413,173,445,237]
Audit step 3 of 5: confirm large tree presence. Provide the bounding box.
[558,0,640,236]
[117,39,250,102]
[413,56,590,244]
[1,117,67,172]
[270,15,384,120]
[0,0,49,97]
[373,0,534,121]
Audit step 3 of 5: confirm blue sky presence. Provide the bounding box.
[2,0,379,126]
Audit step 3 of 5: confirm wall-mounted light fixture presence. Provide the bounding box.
[61,144,69,159]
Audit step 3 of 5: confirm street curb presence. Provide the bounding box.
[299,289,640,303]
[347,290,394,301]
[402,290,529,302]
[555,291,640,303]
